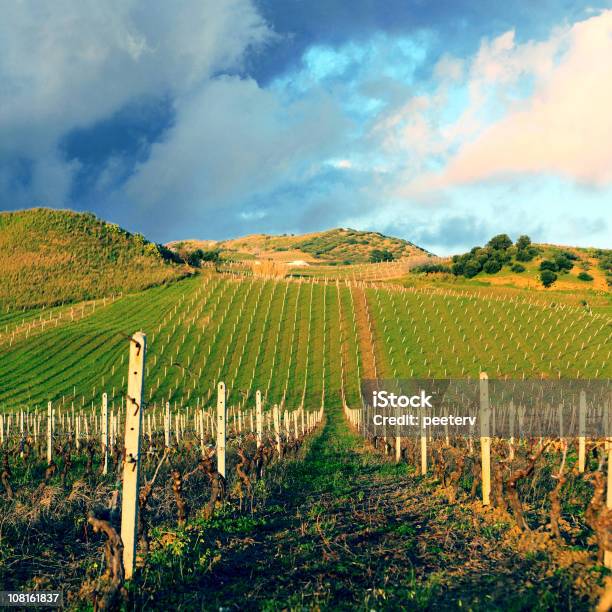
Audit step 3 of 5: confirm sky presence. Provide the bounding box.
[0,0,611,255]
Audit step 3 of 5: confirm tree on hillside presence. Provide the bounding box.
[540,269,557,288]
[514,235,539,261]
[515,235,531,250]
[186,249,220,267]
[487,234,513,250]
[483,259,502,274]
[370,249,394,263]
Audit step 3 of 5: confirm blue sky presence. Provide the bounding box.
[0,0,611,254]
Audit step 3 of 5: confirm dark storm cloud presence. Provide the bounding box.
[248,0,592,83]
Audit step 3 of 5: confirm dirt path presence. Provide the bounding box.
[153,406,593,611]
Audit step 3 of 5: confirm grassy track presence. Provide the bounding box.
[146,404,594,610]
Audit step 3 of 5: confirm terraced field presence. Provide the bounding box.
[0,270,609,414]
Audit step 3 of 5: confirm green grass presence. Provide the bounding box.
[0,271,609,411]
[0,208,188,309]
[133,405,601,610]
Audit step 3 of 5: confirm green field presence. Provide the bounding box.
[0,270,609,412]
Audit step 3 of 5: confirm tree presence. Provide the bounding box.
[515,235,531,250]
[516,248,536,262]
[577,272,593,281]
[553,254,573,272]
[186,248,220,267]
[451,261,465,276]
[483,259,502,274]
[464,260,482,278]
[370,249,394,263]
[487,234,513,251]
[540,260,558,272]
[511,263,525,273]
[540,269,557,288]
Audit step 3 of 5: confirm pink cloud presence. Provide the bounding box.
[436,10,612,188]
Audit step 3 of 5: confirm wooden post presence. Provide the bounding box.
[273,404,281,457]
[120,331,146,581]
[420,433,427,475]
[102,393,109,475]
[47,401,53,465]
[164,402,170,448]
[256,390,263,448]
[578,391,586,473]
[216,382,226,478]
[480,372,491,506]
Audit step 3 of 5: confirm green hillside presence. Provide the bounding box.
[0,208,190,309]
[0,270,608,410]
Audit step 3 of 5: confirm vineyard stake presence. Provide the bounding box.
[578,391,586,473]
[164,402,170,448]
[256,390,263,447]
[273,404,281,457]
[480,372,491,506]
[120,331,146,581]
[102,393,109,475]
[217,382,226,478]
[420,432,427,475]
[47,401,53,465]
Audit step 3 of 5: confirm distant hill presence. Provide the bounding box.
[0,208,189,308]
[168,228,432,264]
[411,233,611,293]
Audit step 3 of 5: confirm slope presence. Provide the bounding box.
[169,227,431,264]
[0,208,189,309]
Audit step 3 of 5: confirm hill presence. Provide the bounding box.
[410,233,611,297]
[0,208,189,309]
[168,227,431,264]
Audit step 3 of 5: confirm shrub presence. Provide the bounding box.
[540,260,558,272]
[510,263,525,273]
[577,272,593,281]
[412,263,451,274]
[486,234,513,250]
[553,254,573,272]
[451,261,465,276]
[370,249,394,263]
[483,259,502,274]
[516,248,537,262]
[540,269,557,287]
[515,235,531,250]
[464,260,482,278]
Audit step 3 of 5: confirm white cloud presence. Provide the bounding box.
[122,75,348,232]
[0,0,270,205]
[406,10,612,192]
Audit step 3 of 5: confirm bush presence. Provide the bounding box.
[516,248,537,262]
[464,260,482,278]
[451,261,465,276]
[540,269,557,287]
[515,235,531,250]
[412,263,451,274]
[483,259,502,274]
[540,260,558,272]
[510,263,525,273]
[370,249,394,263]
[577,272,593,281]
[487,234,513,250]
[553,254,574,272]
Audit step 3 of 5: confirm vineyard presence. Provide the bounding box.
[0,261,611,609]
